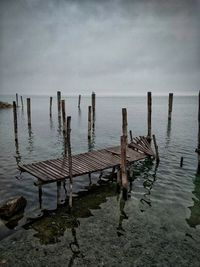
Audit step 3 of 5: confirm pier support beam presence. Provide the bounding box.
[50,96,53,117]
[78,94,81,108]
[122,108,128,144]
[27,98,31,127]
[57,91,61,119]
[152,134,160,164]
[147,92,152,142]
[16,93,19,107]
[67,116,73,208]
[121,135,128,200]
[88,106,92,140]
[168,93,173,121]
[20,96,24,110]
[62,100,67,156]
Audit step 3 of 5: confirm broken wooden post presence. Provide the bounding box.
[152,134,160,164]
[27,98,31,127]
[57,181,62,206]
[168,93,173,121]
[78,94,81,108]
[67,116,73,208]
[62,100,67,156]
[49,96,53,117]
[13,101,18,142]
[16,93,19,107]
[88,106,92,140]
[57,91,61,119]
[147,92,152,141]
[196,91,200,173]
[129,130,133,143]
[20,96,24,109]
[121,135,128,200]
[122,108,128,144]
[180,157,184,167]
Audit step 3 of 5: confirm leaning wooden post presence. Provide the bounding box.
[13,101,18,142]
[121,135,128,200]
[197,91,200,173]
[20,96,24,109]
[147,92,152,141]
[27,98,31,127]
[88,106,92,140]
[49,96,53,117]
[122,108,128,144]
[129,130,133,142]
[57,91,61,118]
[152,134,160,164]
[67,116,73,208]
[16,93,19,107]
[168,93,173,121]
[62,100,67,156]
[78,94,81,108]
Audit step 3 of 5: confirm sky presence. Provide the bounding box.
[0,0,200,96]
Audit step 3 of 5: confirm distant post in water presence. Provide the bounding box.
[20,96,24,109]
[88,106,92,140]
[168,93,173,121]
[121,135,128,200]
[27,98,31,127]
[67,116,73,208]
[122,108,128,144]
[16,93,19,107]
[91,92,96,115]
[78,94,81,108]
[50,96,53,117]
[147,92,152,141]
[57,91,61,118]
[129,130,133,143]
[13,101,18,142]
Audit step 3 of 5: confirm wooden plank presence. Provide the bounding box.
[31,163,58,180]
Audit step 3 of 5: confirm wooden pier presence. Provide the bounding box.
[18,136,155,185]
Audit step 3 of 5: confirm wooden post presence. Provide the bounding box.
[92,92,96,115]
[197,91,200,173]
[27,98,31,127]
[38,185,42,209]
[78,94,81,108]
[13,101,18,142]
[168,93,173,121]
[20,96,24,109]
[57,91,61,118]
[147,92,152,141]
[129,130,133,142]
[62,100,67,156]
[88,106,92,140]
[180,157,184,167]
[50,96,53,117]
[67,116,73,208]
[57,181,61,206]
[152,134,160,164]
[16,93,19,107]
[121,135,128,200]
[122,108,128,144]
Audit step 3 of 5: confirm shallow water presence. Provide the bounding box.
[0,95,200,260]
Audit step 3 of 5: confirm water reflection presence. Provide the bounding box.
[28,125,34,153]
[165,119,172,148]
[116,195,128,237]
[186,173,200,228]
[88,126,96,151]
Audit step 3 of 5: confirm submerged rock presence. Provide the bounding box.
[0,101,13,109]
[0,196,27,219]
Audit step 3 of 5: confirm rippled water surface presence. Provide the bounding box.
[0,95,199,261]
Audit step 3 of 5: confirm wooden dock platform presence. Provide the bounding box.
[18,136,155,184]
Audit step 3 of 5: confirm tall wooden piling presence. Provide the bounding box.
[92,92,96,115]
[62,100,67,156]
[147,92,152,141]
[122,108,128,143]
[121,135,128,200]
[20,96,24,109]
[13,101,18,142]
[152,134,160,164]
[67,116,73,208]
[197,91,200,173]
[16,93,19,107]
[27,98,31,127]
[57,91,61,118]
[78,94,81,108]
[88,106,92,140]
[49,96,53,117]
[168,93,173,121]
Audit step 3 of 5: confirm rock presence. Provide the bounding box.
[0,101,13,109]
[0,196,27,219]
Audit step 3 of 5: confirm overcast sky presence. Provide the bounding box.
[0,0,200,96]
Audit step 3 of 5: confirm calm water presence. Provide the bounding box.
[0,95,199,243]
